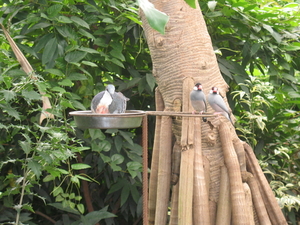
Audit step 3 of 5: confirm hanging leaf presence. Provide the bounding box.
[71,163,91,170]
[42,37,58,65]
[138,0,169,34]
[70,16,90,29]
[28,160,42,179]
[146,73,156,91]
[19,141,31,154]
[184,0,197,9]
[0,90,16,101]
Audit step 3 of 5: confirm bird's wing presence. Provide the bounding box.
[214,95,230,114]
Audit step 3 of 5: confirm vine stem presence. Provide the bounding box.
[15,168,30,225]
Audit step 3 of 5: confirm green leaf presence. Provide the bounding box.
[65,51,87,63]
[109,58,124,68]
[250,43,260,56]
[25,22,51,34]
[110,49,125,61]
[102,18,114,24]
[42,37,58,65]
[70,100,86,110]
[22,90,41,100]
[71,163,91,170]
[45,69,64,77]
[78,46,99,54]
[1,104,20,120]
[67,72,88,80]
[22,204,34,213]
[28,160,42,179]
[114,135,123,152]
[127,161,142,178]
[184,0,197,9]
[57,15,73,23]
[70,16,90,29]
[93,140,111,152]
[71,175,80,185]
[58,78,73,87]
[47,4,63,18]
[146,73,156,91]
[262,24,282,43]
[119,131,134,146]
[78,28,95,40]
[100,153,111,163]
[77,204,85,214]
[138,0,169,34]
[49,203,80,215]
[89,129,106,140]
[81,61,98,67]
[130,185,140,203]
[110,163,122,171]
[111,154,124,164]
[121,185,130,206]
[52,187,63,197]
[84,209,116,223]
[0,90,16,101]
[74,175,92,182]
[19,141,31,154]
[43,174,55,182]
[282,42,300,51]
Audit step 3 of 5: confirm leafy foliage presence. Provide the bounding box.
[0,0,152,224]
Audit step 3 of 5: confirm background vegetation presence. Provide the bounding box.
[0,0,299,224]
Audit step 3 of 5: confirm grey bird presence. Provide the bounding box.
[207,86,233,124]
[190,83,207,122]
[91,84,115,114]
[109,91,129,114]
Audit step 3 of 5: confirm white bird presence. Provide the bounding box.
[91,84,129,114]
[91,84,115,114]
[190,83,207,122]
[207,87,233,124]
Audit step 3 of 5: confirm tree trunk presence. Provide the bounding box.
[140,0,287,224]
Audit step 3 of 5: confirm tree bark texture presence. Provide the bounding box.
[140,0,287,224]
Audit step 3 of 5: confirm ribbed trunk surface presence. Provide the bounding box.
[140,0,287,225]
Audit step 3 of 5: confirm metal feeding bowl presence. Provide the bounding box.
[70,110,146,129]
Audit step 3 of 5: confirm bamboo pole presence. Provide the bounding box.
[178,77,194,225]
[216,166,231,225]
[148,88,164,225]
[244,143,287,225]
[178,147,194,225]
[169,182,179,225]
[193,117,211,225]
[219,122,249,225]
[154,116,172,225]
[243,183,255,225]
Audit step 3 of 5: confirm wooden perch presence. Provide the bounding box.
[148,88,164,225]
[154,115,172,225]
